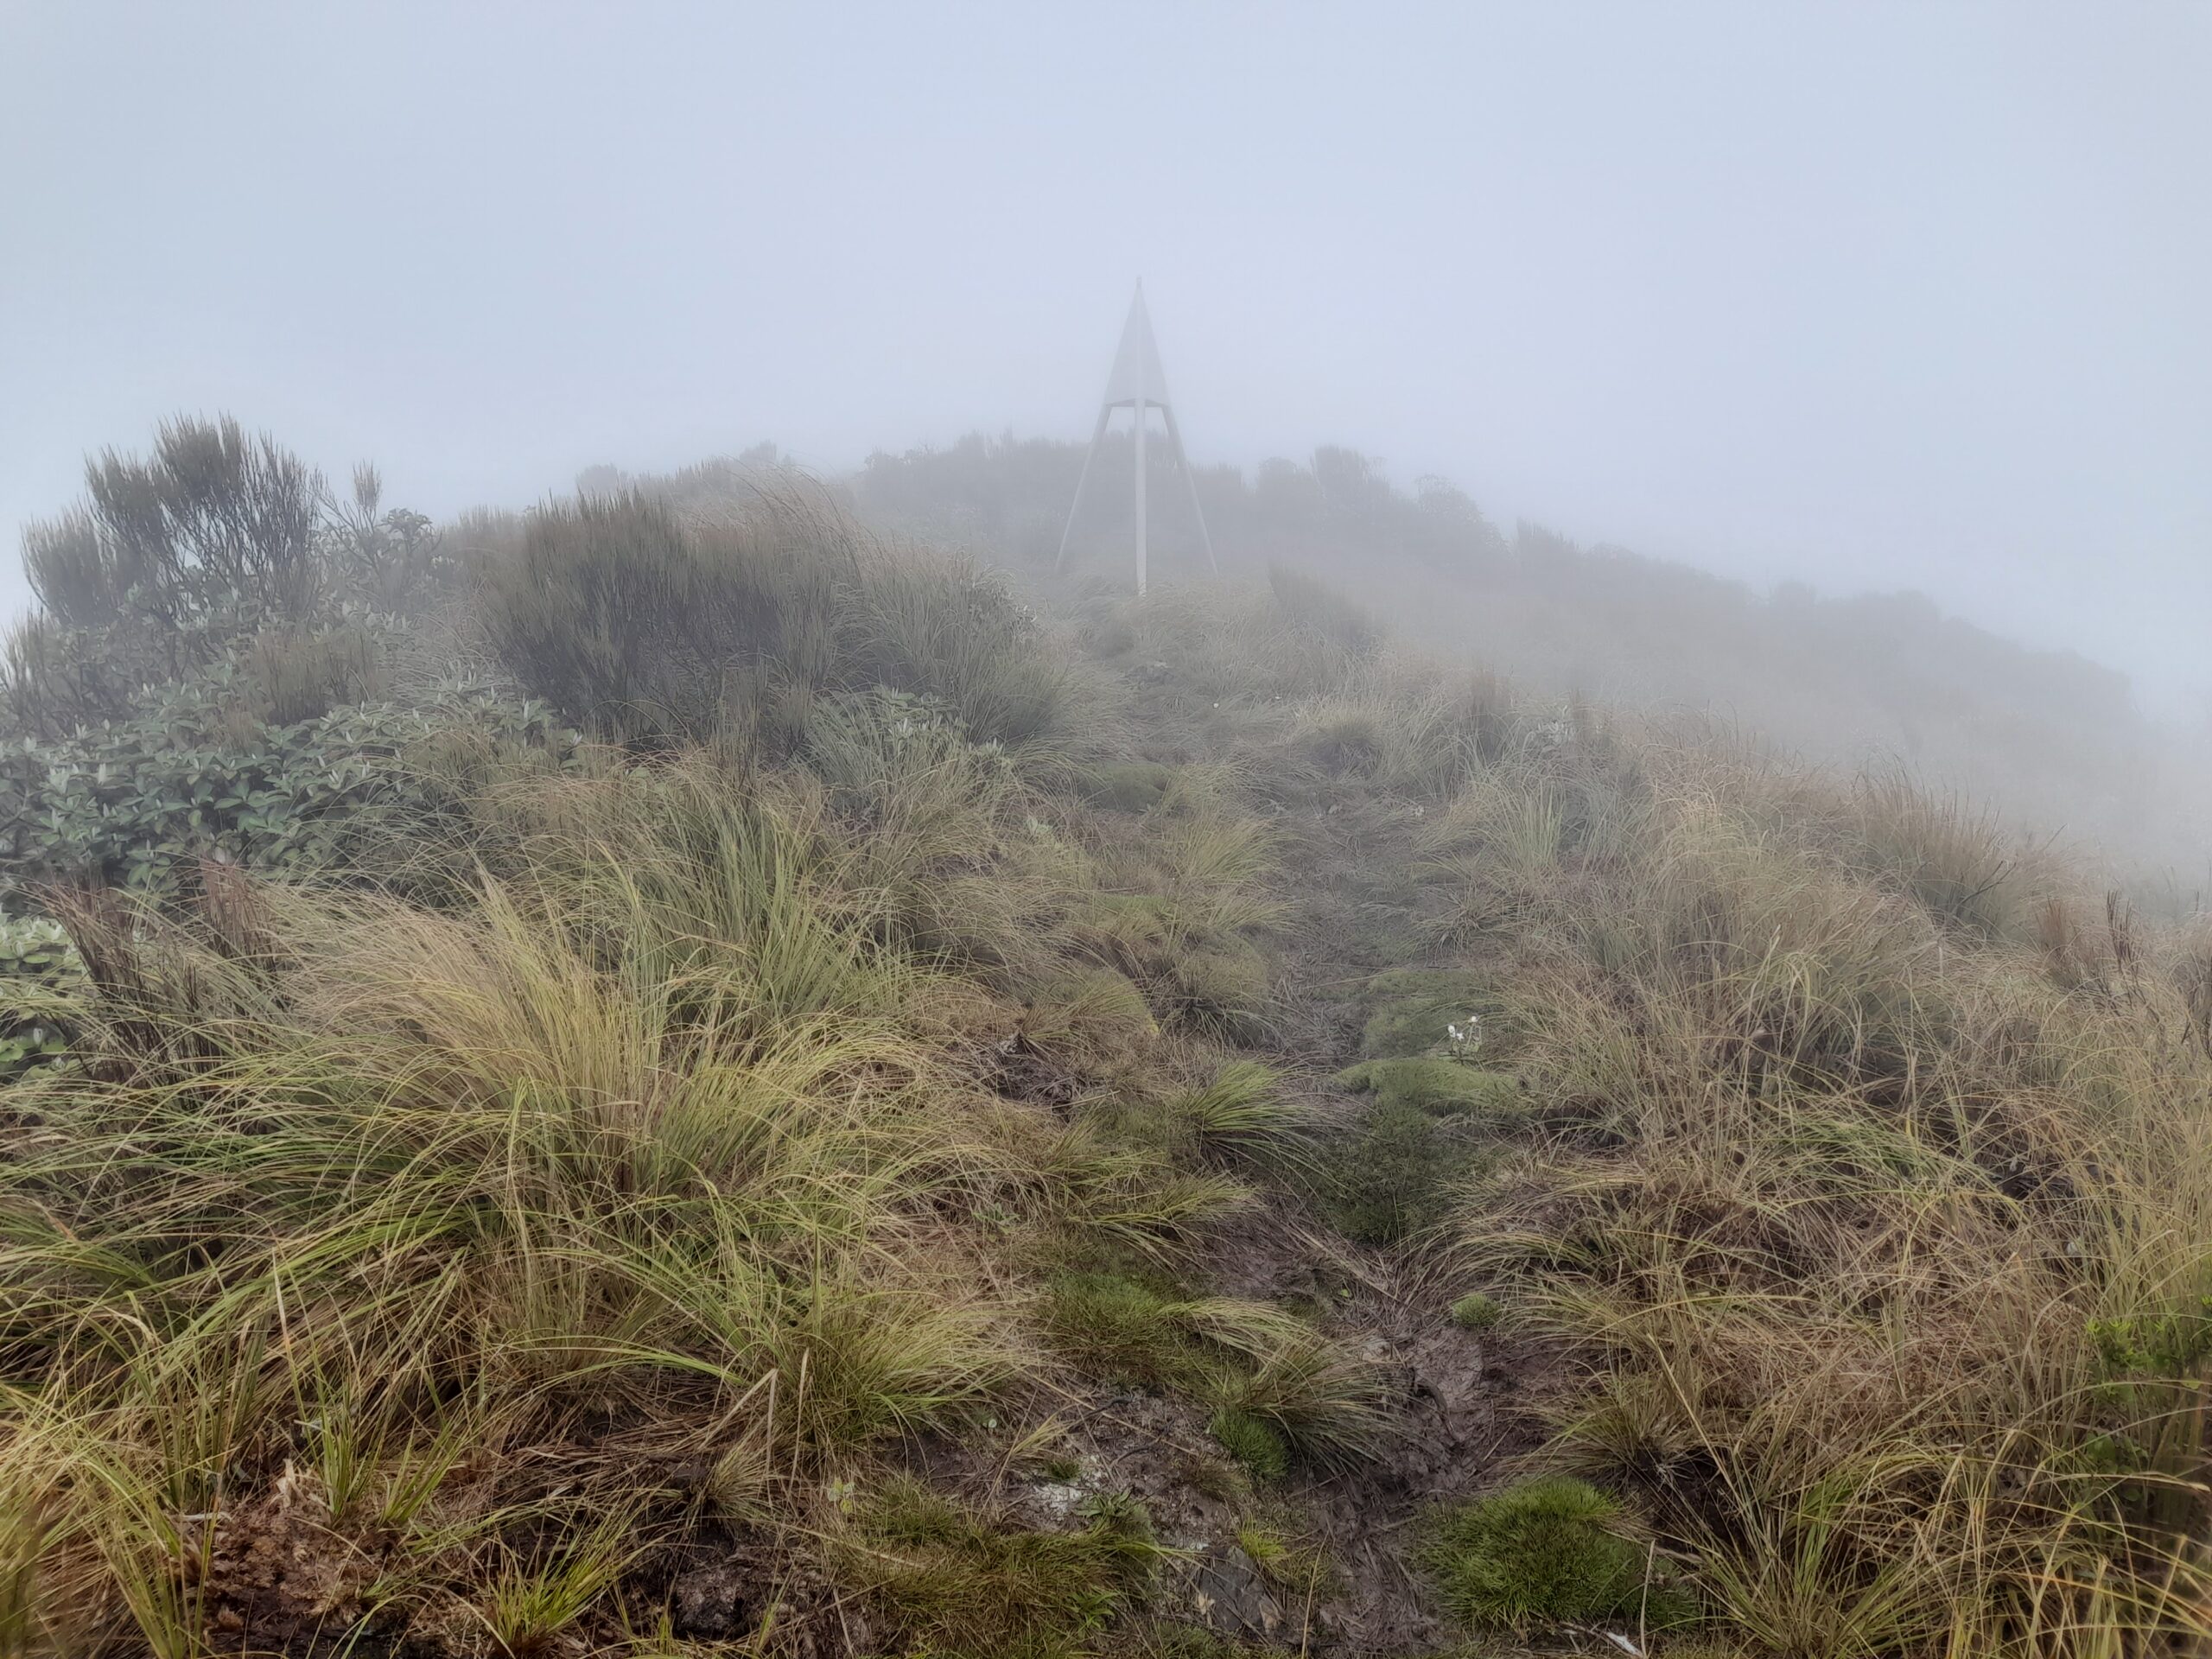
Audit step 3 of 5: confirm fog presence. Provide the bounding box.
[4,1,2208,714]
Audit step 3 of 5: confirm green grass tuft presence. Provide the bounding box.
[1450,1293,1503,1331]
[1206,1408,1289,1482]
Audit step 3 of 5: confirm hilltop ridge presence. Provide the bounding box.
[3,421,2210,1656]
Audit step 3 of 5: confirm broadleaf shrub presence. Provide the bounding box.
[0,670,576,902]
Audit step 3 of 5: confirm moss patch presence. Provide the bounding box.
[1080,760,1179,813]
[1335,1058,1521,1120]
[1450,1293,1503,1331]
[1417,1477,1695,1635]
[1357,968,1498,1059]
[1207,1406,1290,1482]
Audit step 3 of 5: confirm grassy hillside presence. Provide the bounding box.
[848,435,2200,880]
[3,420,2211,1658]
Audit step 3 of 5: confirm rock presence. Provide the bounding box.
[1030,1478,1088,1522]
[670,1561,745,1638]
[1185,1543,1284,1640]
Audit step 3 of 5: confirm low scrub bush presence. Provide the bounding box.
[0,669,574,900]
[0,915,81,1081]
[476,487,1092,757]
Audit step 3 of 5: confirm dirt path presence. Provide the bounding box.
[1224,769,1555,1652]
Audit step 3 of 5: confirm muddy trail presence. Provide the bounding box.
[1066,681,1565,1654]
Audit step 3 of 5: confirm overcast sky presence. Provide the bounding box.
[4,3,2206,708]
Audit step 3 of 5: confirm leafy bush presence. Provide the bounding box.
[0,916,83,1081]
[7,419,451,740]
[0,669,575,900]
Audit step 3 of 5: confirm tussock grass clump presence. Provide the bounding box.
[1170,1060,1315,1169]
[0,714,1241,1652]
[1078,784,1282,1039]
[1432,728,2212,1650]
[849,1476,1165,1657]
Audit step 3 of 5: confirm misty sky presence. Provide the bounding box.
[4,3,2207,709]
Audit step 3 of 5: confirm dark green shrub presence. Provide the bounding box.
[1419,1477,1693,1634]
[479,490,1086,755]
[30,416,323,645]
[0,671,575,900]
[0,917,84,1082]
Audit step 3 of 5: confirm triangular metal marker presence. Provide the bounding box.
[1057,283,1217,594]
[1101,283,1172,408]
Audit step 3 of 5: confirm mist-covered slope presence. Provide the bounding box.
[8,420,2212,1657]
[842,433,2197,881]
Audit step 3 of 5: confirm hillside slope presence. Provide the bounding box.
[4,424,2212,1658]
[845,435,2195,878]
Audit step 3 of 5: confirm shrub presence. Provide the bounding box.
[0,916,82,1081]
[0,670,575,899]
[30,415,323,638]
[477,488,1089,755]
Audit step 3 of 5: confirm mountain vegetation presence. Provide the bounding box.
[3,418,2210,1658]
[851,432,2203,884]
